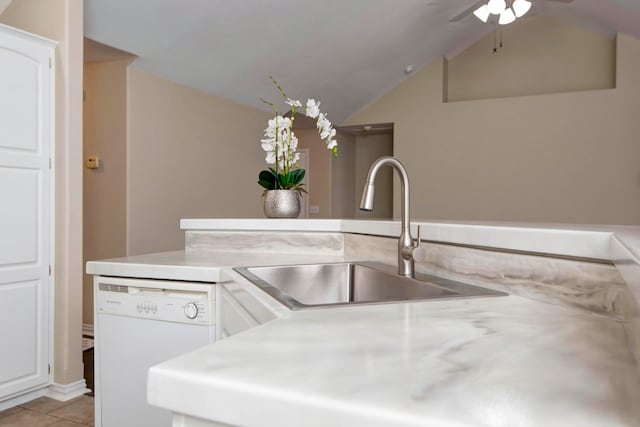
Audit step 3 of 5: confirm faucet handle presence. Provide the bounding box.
[402,225,426,262]
[412,225,426,262]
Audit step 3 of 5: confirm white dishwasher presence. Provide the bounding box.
[94,276,216,427]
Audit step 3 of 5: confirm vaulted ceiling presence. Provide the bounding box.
[84,0,640,123]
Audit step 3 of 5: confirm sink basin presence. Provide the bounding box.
[233,262,506,310]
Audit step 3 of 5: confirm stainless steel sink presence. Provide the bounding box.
[233,262,507,310]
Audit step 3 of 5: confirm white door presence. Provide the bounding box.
[0,24,54,401]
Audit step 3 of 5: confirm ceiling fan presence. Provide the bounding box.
[450,0,574,25]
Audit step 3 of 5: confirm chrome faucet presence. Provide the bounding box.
[359,156,425,278]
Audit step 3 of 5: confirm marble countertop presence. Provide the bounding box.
[87,220,635,282]
[88,220,640,308]
[148,288,640,427]
[86,219,640,426]
[85,250,349,282]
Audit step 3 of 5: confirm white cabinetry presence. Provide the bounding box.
[0,24,55,404]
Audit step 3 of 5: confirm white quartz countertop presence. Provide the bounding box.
[148,291,640,427]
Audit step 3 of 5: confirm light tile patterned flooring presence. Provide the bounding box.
[0,396,94,426]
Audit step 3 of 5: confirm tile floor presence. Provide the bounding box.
[0,396,94,426]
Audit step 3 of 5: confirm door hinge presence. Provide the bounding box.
[48,364,51,375]
[49,57,52,68]
[49,158,52,169]
[49,265,51,276]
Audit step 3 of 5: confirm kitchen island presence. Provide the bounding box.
[87,219,640,427]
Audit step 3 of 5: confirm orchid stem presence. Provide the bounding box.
[269,76,289,100]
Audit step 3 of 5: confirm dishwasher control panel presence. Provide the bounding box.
[96,279,215,325]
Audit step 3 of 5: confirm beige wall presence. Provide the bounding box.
[297,129,333,218]
[83,59,131,324]
[354,134,394,219]
[296,129,393,219]
[127,67,271,255]
[297,128,391,220]
[347,23,640,225]
[331,130,356,218]
[1,0,85,385]
[446,15,616,102]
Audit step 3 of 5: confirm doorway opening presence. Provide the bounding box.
[334,123,394,219]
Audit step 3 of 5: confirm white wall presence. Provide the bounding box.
[127,67,271,255]
[347,18,640,225]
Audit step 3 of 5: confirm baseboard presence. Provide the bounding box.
[82,323,94,337]
[0,387,47,411]
[46,380,91,402]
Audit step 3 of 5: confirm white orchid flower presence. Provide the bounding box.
[316,113,329,130]
[260,79,338,185]
[320,125,336,140]
[289,137,298,152]
[261,140,274,152]
[305,99,320,119]
[265,151,276,164]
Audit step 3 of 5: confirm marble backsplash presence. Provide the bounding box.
[187,229,630,320]
[344,233,630,321]
[185,228,639,380]
[610,237,640,378]
[185,231,344,256]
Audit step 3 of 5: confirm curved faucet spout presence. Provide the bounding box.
[359,156,422,277]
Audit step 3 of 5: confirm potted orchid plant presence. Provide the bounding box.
[258,77,338,218]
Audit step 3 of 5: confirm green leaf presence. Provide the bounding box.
[279,172,293,187]
[259,170,275,182]
[258,179,276,190]
[258,170,277,190]
[291,169,305,185]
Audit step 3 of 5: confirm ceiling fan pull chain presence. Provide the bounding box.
[493,28,498,53]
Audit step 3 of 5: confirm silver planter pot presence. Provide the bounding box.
[263,190,301,218]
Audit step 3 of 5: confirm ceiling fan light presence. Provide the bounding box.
[498,7,516,25]
[473,4,491,23]
[487,0,506,15]
[512,0,532,18]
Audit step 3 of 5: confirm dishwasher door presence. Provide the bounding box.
[94,277,216,427]
[97,313,215,427]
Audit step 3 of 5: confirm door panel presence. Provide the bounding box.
[0,167,39,265]
[0,49,39,152]
[0,280,39,384]
[0,24,53,401]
